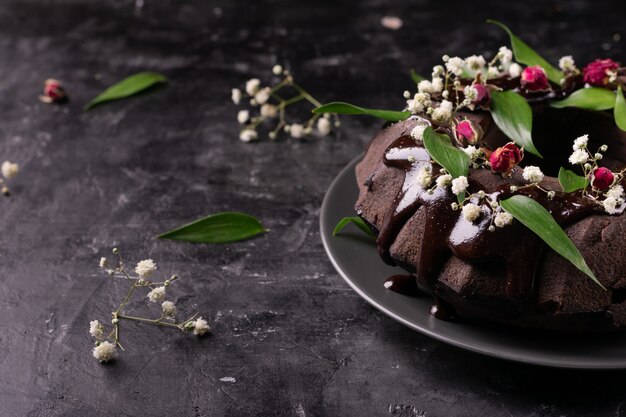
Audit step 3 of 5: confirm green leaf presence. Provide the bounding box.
[558,167,588,192]
[85,71,167,110]
[158,212,266,243]
[490,90,542,157]
[333,216,376,238]
[313,102,410,122]
[500,195,604,289]
[487,19,563,84]
[423,127,470,202]
[410,69,425,84]
[615,86,626,132]
[551,88,616,111]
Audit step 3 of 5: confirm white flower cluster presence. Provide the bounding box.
[558,55,577,73]
[0,160,19,195]
[232,65,337,141]
[89,249,210,364]
[522,166,544,183]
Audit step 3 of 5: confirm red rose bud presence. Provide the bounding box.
[455,119,483,145]
[583,58,619,86]
[471,83,491,107]
[592,167,614,190]
[489,142,523,174]
[520,66,550,91]
[39,79,68,104]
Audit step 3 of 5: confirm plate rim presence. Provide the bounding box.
[320,154,626,370]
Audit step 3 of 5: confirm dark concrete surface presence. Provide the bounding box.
[1,0,626,416]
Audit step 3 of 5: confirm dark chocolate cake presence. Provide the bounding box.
[348,26,626,331]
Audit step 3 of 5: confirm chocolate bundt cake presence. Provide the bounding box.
[350,26,626,331]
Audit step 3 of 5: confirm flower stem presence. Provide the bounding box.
[118,314,182,329]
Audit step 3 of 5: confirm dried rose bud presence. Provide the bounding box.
[39,79,68,104]
[454,119,483,145]
[520,66,550,91]
[583,58,619,86]
[471,83,490,107]
[592,167,615,190]
[489,142,524,174]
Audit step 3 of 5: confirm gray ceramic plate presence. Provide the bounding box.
[320,155,626,369]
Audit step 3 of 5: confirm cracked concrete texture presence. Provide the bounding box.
[1,0,626,416]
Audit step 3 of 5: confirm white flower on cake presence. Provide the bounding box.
[147,286,166,303]
[522,166,544,183]
[289,124,305,139]
[431,77,444,93]
[508,63,522,78]
[431,100,453,123]
[407,92,431,114]
[498,46,513,63]
[494,211,514,227]
[135,259,157,278]
[451,176,469,195]
[254,87,271,105]
[436,174,452,188]
[260,104,277,118]
[272,65,283,75]
[417,80,434,94]
[465,55,486,75]
[559,55,576,72]
[410,123,428,142]
[607,185,624,200]
[573,134,589,150]
[463,145,481,161]
[603,196,618,214]
[569,149,588,165]
[445,57,465,76]
[93,341,116,363]
[462,203,481,222]
[416,166,432,188]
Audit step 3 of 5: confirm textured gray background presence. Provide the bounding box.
[1,0,626,416]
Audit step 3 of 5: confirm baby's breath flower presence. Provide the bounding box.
[508,63,522,78]
[193,317,210,336]
[231,88,242,105]
[462,145,481,161]
[254,87,271,105]
[93,341,116,362]
[237,109,250,124]
[407,92,431,114]
[410,123,428,142]
[498,46,513,63]
[99,257,108,269]
[607,185,624,200]
[462,203,481,222]
[436,174,452,188]
[569,149,588,165]
[416,165,432,188]
[239,129,258,142]
[317,117,332,136]
[573,135,589,150]
[260,104,277,118]
[465,55,486,75]
[600,144,608,152]
[89,320,104,339]
[451,176,469,195]
[547,190,556,199]
[603,196,618,214]
[451,202,459,210]
[431,77,444,93]
[432,65,445,77]
[1,161,19,179]
[272,64,283,75]
[558,55,576,72]
[135,259,157,278]
[445,57,465,76]
[431,100,453,124]
[245,78,261,96]
[494,211,513,227]
[417,80,434,94]
[290,123,305,139]
[522,166,544,183]
[162,301,176,317]
[147,286,166,303]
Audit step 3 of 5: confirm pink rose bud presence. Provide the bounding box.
[592,167,614,190]
[583,58,619,86]
[471,83,490,107]
[39,79,68,104]
[489,142,524,174]
[455,119,483,145]
[520,66,550,91]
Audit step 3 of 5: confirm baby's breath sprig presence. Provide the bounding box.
[0,160,19,196]
[232,65,339,141]
[89,248,209,363]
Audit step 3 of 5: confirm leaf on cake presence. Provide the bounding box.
[615,86,626,132]
[551,87,617,111]
[558,167,588,193]
[313,102,410,122]
[158,212,266,243]
[490,90,542,157]
[487,19,563,84]
[500,195,604,289]
[423,127,470,202]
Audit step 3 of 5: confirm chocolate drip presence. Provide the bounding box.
[429,297,456,321]
[384,274,419,296]
[377,134,608,305]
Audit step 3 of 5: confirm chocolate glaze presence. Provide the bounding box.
[384,274,419,296]
[429,297,456,321]
[377,129,610,307]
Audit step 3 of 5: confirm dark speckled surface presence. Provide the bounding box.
[2,1,626,416]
